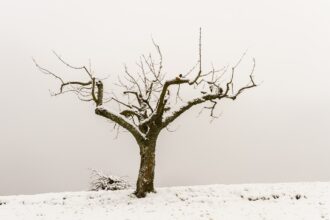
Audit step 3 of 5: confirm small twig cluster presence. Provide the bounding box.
[89,169,131,191]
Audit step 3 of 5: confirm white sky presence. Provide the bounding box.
[0,0,330,195]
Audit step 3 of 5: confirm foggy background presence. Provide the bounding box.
[0,0,330,196]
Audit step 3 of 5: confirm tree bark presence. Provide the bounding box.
[134,141,156,198]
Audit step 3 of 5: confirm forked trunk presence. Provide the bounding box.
[134,141,156,198]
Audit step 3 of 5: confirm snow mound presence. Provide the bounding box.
[1,182,330,219]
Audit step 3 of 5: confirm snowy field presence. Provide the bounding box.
[1,182,330,220]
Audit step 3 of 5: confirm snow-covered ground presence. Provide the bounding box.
[1,182,330,220]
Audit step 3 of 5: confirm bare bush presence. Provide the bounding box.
[89,169,131,191]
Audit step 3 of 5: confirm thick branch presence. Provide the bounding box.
[162,93,223,127]
[95,106,145,141]
[60,81,92,93]
[95,80,103,106]
[157,78,189,114]
[140,77,189,126]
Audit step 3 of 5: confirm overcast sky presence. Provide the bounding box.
[0,0,330,196]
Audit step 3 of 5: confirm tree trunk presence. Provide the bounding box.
[134,141,156,198]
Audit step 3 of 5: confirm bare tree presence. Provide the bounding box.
[34,29,257,198]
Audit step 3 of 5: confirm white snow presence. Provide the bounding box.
[1,182,330,220]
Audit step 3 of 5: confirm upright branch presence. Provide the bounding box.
[189,27,202,85]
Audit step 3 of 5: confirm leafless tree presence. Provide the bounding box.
[34,29,257,198]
